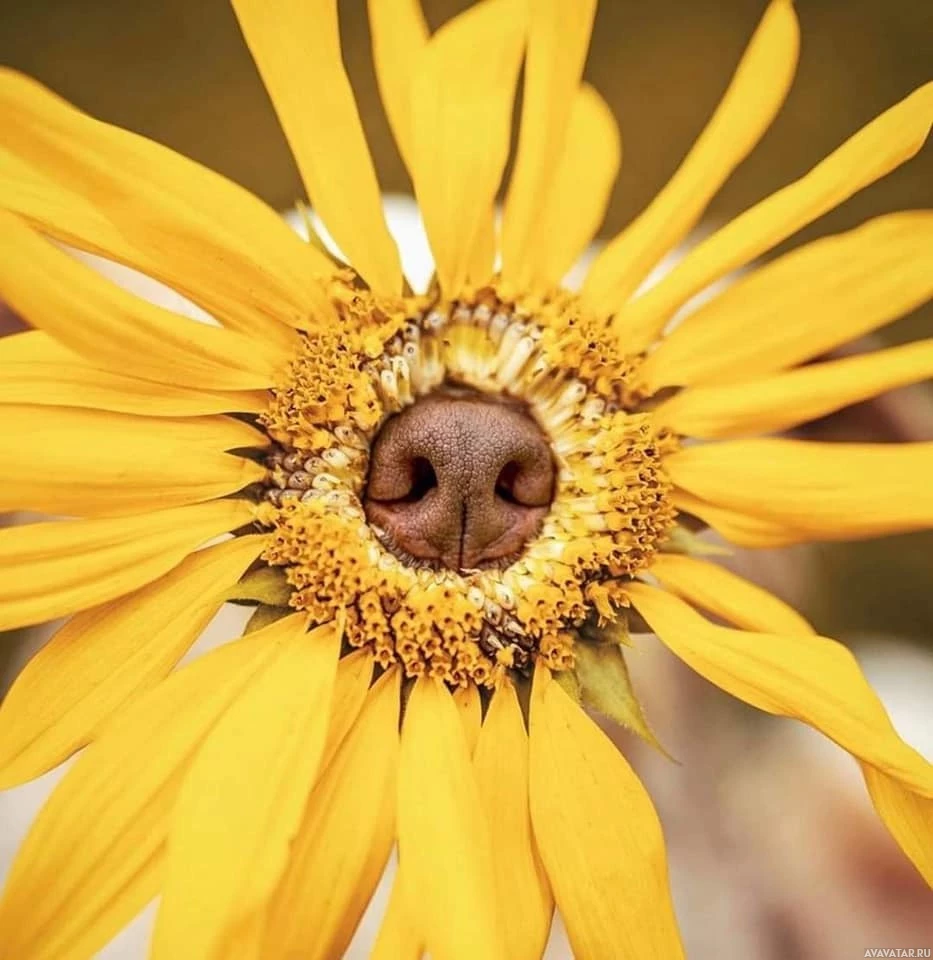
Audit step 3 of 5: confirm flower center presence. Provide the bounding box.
[255,278,677,687]
[363,386,555,572]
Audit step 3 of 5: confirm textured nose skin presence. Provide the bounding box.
[364,390,555,571]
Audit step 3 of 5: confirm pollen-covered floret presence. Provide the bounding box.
[255,279,677,687]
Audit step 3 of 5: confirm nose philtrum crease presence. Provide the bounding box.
[363,390,555,572]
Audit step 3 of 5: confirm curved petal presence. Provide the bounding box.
[262,668,400,960]
[409,0,526,295]
[583,0,799,313]
[645,553,813,634]
[475,681,553,960]
[863,765,933,886]
[0,626,285,960]
[0,331,269,416]
[0,212,289,390]
[453,682,482,755]
[368,0,429,172]
[0,534,268,790]
[654,339,933,439]
[665,438,933,540]
[641,212,933,392]
[672,490,813,548]
[0,405,265,518]
[529,666,685,958]
[320,650,377,768]
[524,84,621,289]
[152,616,340,960]
[500,0,597,287]
[371,875,423,960]
[398,677,506,960]
[625,584,933,798]
[0,498,256,631]
[231,0,402,294]
[614,81,933,351]
[0,70,333,343]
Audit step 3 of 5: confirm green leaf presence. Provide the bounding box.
[244,604,292,634]
[574,640,673,759]
[224,566,293,607]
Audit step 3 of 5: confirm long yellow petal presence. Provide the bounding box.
[368,0,429,172]
[0,212,288,390]
[231,0,401,294]
[665,438,933,539]
[0,405,265,518]
[655,339,933,439]
[0,331,268,416]
[614,81,933,350]
[409,0,526,295]
[527,84,622,289]
[673,490,811,548]
[863,765,933,886]
[641,212,933,392]
[626,584,933,798]
[0,534,267,790]
[320,649,376,769]
[398,677,506,960]
[453,682,482,755]
[262,668,399,960]
[0,70,332,343]
[583,0,799,313]
[371,876,423,960]
[529,666,685,958]
[500,0,597,287]
[0,625,286,960]
[0,499,255,631]
[475,681,553,960]
[646,552,812,635]
[152,616,340,960]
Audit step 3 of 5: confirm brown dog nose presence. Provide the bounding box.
[364,388,555,571]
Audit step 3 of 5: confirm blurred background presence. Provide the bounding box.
[1,0,931,957]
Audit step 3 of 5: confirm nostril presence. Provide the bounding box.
[401,457,437,503]
[495,461,523,505]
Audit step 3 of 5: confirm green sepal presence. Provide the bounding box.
[573,639,674,760]
[553,669,582,703]
[663,525,731,557]
[224,566,293,607]
[578,609,632,647]
[244,604,292,634]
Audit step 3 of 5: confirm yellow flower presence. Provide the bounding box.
[0,0,931,958]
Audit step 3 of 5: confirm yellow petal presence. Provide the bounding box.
[625,583,933,798]
[368,0,429,172]
[320,649,376,768]
[0,625,285,960]
[0,331,269,416]
[673,490,809,548]
[231,0,401,294]
[665,438,933,540]
[583,0,799,314]
[645,553,813,635]
[0,499,256,631]
[656,339,933,439]
[528,666,685,958]
[615,81,933,351]
[152,616,340,960]
[0,405,265,518]
[474,681,553,960]
[862,765,933,886]
[453,683,482,755]
[409,0,526,295]
[0,534,268,790]
[641,212,933,392]
[371,876,423,960]
[500,0,597,287]
[527,85,622,289]
[262,668,400,960]
[0,69,332,343]
[398,677,506,960]
[0,211,289,390]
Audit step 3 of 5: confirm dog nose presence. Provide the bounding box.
[363,389,555,571]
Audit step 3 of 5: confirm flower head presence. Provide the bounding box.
[0,1,931,958]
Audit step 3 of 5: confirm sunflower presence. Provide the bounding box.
[0,0,931,957]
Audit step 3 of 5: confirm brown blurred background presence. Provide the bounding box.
[1,0,930,641]
[1,3,932,957]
